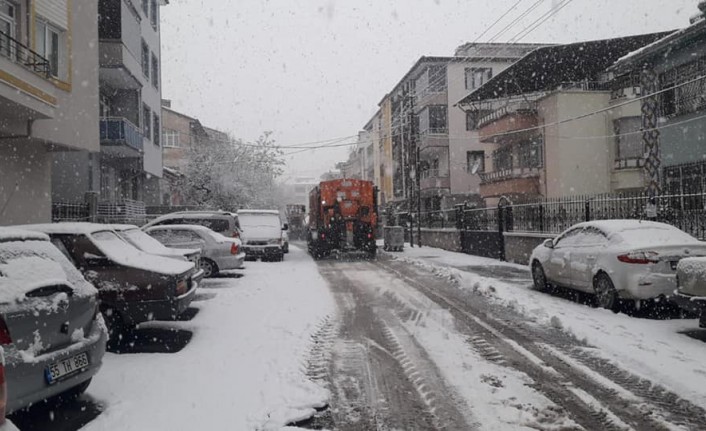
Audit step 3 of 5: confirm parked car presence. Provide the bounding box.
[529,220,706,311]
[238,210,288,262]
[110,224,205,286]
[673,257,706,327]
[0,347,19,430]
[0,227,107,414]
[20,223,196,333]
[144,225,245,277]
[143,211,242,239]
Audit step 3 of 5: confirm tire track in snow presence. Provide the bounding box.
[317,260,462,430]
[376,257,685,431]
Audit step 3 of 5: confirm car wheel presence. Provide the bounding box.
[200,259,218,278]
[594,272,619,312]
[284,243,289,254]
[700,311,706,328]
[531,261,549,292]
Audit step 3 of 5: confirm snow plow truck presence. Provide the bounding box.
[307,178,378,259]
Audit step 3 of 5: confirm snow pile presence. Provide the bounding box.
[390,243,706,410]
[83,245,335,431]
[677,257,706,295]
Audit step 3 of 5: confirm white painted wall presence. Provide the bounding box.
[0,142,51,225]
[33,0,99,153]
[541,91,613,198]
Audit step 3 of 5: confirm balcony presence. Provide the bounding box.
[0,32,56,118]
[420,169,450,192]
[99,40,142,90]
[417,132,449,151]
[479,105,539,145]
[479,166,541,199]
[100,117,143,157]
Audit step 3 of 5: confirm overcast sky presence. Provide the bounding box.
[160,0,697,182]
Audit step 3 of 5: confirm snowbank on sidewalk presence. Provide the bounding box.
[83,246,335,431]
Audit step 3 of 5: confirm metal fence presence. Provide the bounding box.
[462,191,706,240]
[52,202,90,222]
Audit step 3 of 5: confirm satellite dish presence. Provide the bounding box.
[470,158,482,175]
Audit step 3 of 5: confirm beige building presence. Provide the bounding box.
[0,0,99,225]
[457,34,669,205]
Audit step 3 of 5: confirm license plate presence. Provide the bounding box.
[45,352,89,384]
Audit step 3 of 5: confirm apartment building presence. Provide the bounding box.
[0,0,98,225]
[456,33,668,205]
[341,130,373,181]
[610,4,706,198]
[52,0,167,209]
[376,44,544,213]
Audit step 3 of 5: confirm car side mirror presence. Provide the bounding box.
[543,239,554,249]
[282,223,289,231]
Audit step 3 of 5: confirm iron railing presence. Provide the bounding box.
[479,166,541,183]
[0,30,50,77]
[99,117,144,152]
[52,202,90,222]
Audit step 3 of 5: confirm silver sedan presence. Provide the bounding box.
[144,224,245,277]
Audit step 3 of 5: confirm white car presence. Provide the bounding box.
[238,210,288,262]
[144,225,245,278]
[529,220,706,311]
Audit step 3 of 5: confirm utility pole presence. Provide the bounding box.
[408,86,421,248]
[403,82,414,247]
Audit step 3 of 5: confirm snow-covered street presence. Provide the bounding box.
[11,242,706,430]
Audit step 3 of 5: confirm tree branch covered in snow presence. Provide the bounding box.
[177,132,285,210]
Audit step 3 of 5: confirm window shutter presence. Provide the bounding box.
[36,0,68,30]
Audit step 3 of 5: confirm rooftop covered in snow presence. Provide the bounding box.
[610,17,706,75]
[456,32,671,108]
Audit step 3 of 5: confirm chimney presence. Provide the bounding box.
[161,99,172,108]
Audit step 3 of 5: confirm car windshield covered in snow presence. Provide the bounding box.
[3,0,706,430]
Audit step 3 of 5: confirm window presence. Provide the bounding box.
[493,147,513,171]
[151,53,159,88]
[427,105,447,134]
[613,117,642,162]
[467,151,485,174]
[142,0,148,16]
[465,67,493,90]
[518,140,542,168]
[143,104,151,140]
[35,20,61,77]
[153,114,160,145]
[150,0,158,28]
[0,1,16,57]
[163,129,180,148]
[428,65,446,93]
[141,39,149,78]
[466,109,492,130]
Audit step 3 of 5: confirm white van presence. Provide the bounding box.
[237,210,288,262]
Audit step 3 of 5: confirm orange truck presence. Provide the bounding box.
[307,178,378,258]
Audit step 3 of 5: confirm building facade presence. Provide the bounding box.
[0,0,99,225]
[457,34,669,205]
[52,0,167,209]
[610,4,706,198]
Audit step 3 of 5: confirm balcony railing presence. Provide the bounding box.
[100,117,144,152]
[420,127,448,135]
[479,166,541,183]
[0,31,50,77]
[477,101,537,130]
